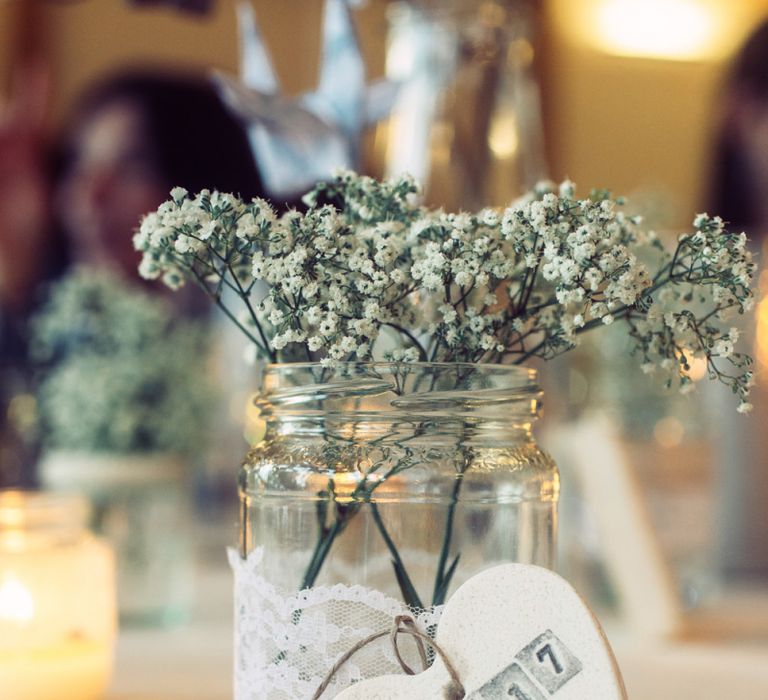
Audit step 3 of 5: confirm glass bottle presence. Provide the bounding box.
[379,0,548,211]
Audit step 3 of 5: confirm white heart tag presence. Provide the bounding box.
[330,563,627,699]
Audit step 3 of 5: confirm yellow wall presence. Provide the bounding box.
[3,0,768,225]
[541,0,768,225]
[3,0,386,117]
[0,2,21,93]
[40,0,328,117]
[541,46,723,225]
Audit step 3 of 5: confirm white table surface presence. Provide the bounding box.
[106,558,768,700]
[106,561,232,700]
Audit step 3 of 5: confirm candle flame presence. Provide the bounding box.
[0,578,35,622]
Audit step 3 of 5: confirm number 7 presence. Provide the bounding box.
[536,644,563,674]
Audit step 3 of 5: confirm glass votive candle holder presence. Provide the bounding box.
[0,490,116,700]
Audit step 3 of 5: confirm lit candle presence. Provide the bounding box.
[0,491,116,700]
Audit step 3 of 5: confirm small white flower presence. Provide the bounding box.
[482,209,500,227]
[199,221,216,240]
[439,305,458,324]
[162,269,184,290]
[268,308,284,325]
[542,262,558,281]
[138,258,160,280]
[469,316,485,332]
[170,186,188,203]
[402,348,420,362]
[713,339,734,358]
[559,180,575,198]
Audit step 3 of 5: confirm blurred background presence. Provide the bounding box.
[4,1,768,697]
[3,0,766,218]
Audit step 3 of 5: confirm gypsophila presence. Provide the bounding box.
[134,171,756,408]
[31,268,212,454]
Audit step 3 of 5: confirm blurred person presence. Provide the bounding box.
[0,61,57,316]
[0,68,265,487]
[707,19,768,240]
[1,67,266,308]
[56,69,265,278]
[0,61,61,487]
[706,19,768,582]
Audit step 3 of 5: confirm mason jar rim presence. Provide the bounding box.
[261,362,539,394]
[257,362,541,419]
[263,361,536,376]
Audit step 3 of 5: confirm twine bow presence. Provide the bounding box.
[312,614,465,700]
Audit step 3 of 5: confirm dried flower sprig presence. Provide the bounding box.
[134,171,756,410]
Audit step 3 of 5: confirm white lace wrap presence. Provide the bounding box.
[229,547,444,699]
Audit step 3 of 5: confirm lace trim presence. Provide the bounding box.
[230,547,444,699]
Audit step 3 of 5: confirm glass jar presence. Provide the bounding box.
[40,452,193,626]
[0,490,116,700]
[233,362,558,699]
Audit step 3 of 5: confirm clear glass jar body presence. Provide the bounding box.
[0,490,116,700]
[234,363,558,699]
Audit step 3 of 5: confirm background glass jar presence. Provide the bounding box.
[40,452,193,627]
[234,362,558,698]
[0,490,116,700]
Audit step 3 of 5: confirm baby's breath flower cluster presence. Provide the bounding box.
[31,269,211,454]
[134,171,756,410]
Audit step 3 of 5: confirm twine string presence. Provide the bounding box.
[311,614,465,700]
[390,615,429,675]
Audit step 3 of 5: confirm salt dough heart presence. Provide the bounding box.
[332,563,627,699]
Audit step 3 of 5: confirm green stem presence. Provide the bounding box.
[300,521,341,591]
[516,235,541,315]
[382,322,429,361]
[297,373,475,612]
[431,469,465,606]
[512,276,674,365]
[300,504,358,590]
[370,503,424,609]
[226,261,275,362]
[189,269,267,353]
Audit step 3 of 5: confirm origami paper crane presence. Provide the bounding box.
[213,0,398,199]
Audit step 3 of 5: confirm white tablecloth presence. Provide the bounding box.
[106,563,232,700]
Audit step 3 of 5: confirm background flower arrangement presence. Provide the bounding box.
[31,268,211,455]
[134,170,755,409]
